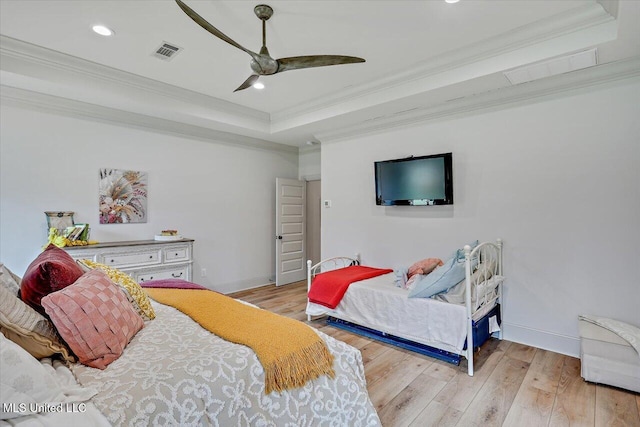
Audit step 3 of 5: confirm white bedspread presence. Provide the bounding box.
[1,359,110,427]
[71,301,381,427]
[307,273,468,354]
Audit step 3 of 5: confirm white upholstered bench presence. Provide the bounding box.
[578,315,640,393]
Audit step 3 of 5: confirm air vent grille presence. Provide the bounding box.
[153,42,182,61]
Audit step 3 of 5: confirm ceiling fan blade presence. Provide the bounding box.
[276,55,365,73]
[175,0,259,60]
[234,75,260,92]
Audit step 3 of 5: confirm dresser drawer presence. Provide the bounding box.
[63,239,194,285]
[99,249,161,268]
[135,266,189,283]
[163,245,190,263]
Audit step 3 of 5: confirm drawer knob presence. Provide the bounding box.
[172,272,183,278]
[149,255,153,259]
[110,259,115,263]
[175,253,179,256]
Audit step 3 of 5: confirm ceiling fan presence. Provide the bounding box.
[175,0,366,92]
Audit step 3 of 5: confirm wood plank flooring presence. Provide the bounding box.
[228,281,640,427]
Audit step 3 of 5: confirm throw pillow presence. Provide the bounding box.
[78,259,155,320]
[408,251,478,299]
[20,244,84,315]
[0,263,21,296]
[0,285,74,361]
[41,269,144,369]
[407,258,443,279]
[405,273,423,291]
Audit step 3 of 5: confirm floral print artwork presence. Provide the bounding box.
[99,169,147,224]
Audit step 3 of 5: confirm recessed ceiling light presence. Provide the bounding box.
[92,25,114,36]
[253,82,265,90]
[445,0,460,3]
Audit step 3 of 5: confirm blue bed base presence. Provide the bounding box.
[327,304,501,365]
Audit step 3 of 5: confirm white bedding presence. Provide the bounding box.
[306,272,471,354]
[70,301,381,427]
[0,358,110,427]
[2,300,380,426]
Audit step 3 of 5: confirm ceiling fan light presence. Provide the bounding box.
[92,25,114,36]
[253,82,265,90]
[445,0,460,3]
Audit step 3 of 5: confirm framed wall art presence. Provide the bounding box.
[99,168,148,224]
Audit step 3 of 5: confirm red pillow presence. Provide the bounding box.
[41,269,144,369]
[20,244,84,315]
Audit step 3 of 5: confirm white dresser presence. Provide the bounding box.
[63,239,194,283]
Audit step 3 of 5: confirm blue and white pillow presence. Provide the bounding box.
[408,241,478,299]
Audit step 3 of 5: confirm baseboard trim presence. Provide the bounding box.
[503,322,581,357]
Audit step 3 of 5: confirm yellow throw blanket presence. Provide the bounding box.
[145,288,335,394]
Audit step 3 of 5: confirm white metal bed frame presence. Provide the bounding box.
[307,239,504,376]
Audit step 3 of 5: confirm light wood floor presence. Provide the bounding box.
[228,281,640,427]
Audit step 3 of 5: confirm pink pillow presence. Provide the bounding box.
[41,269,144,369]
[20,244,85,316]
[407,258,444,279]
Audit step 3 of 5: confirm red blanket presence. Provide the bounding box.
[308,266,393,309]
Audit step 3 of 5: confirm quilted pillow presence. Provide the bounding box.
[407,258,443,279]
[20,244,84,315]
[0,285,74,361]
[41,269,144,369]
[78,259,155,320]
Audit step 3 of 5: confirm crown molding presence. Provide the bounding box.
[316,56,640,144]
[271,2,616,131]
[298,144,321,154]
[0,35,270,129]
[0,85,297,154]
[0,1,617,138]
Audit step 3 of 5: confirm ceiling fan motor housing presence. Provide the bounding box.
[251,56,278,75]
[254,4,273,21]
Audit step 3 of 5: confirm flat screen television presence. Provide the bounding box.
[375,152,453,206]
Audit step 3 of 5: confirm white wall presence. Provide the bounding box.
[320,79,640,356]
[298,146,321,180]
[0,104,298,294]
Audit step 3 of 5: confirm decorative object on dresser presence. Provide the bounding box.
[44,211,75,234]
[154,229,183,241]
[62,238,194,283]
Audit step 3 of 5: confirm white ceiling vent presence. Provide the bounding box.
[153,42,182,61]
[504,48,597,85]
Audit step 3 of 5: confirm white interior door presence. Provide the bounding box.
[275,178,306,286]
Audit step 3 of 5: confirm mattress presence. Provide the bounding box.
[578,319,640,393]
[307,272,478,354]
